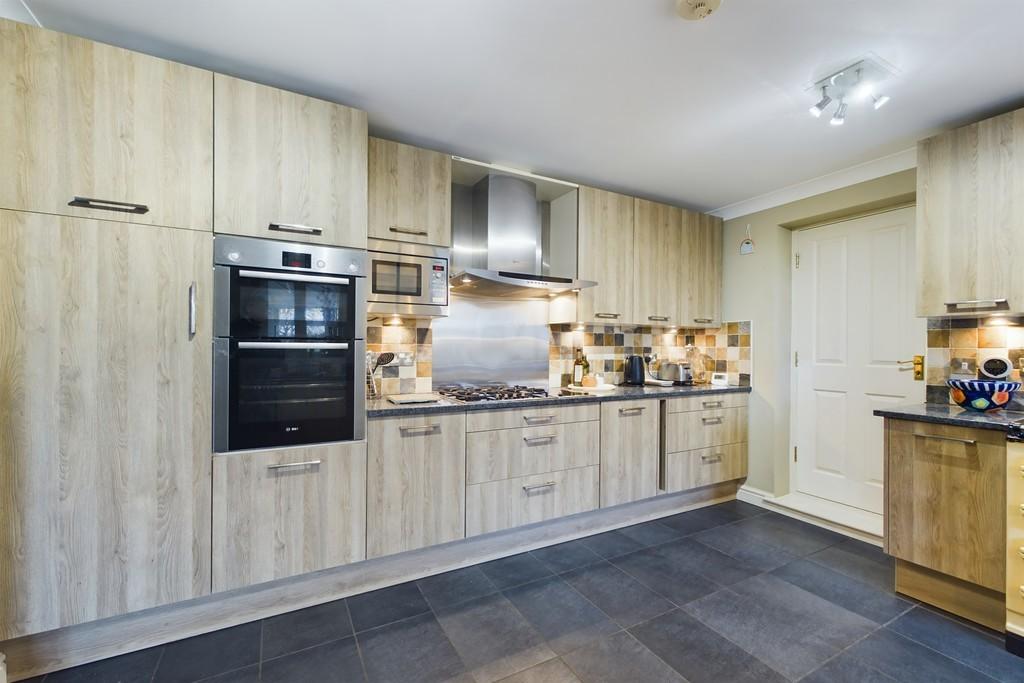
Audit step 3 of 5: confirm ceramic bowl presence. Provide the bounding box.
[947,379,1021,412]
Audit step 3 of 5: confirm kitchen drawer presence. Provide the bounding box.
[665,407,748,453]
[667,392,748,414]
[467,421,599,485]
[466,403,600,432]
[212,441,367,592]
[1008,444,1024,611]
[664,443,747,493]
[1008,532,1024,614]
[466,465,599,536]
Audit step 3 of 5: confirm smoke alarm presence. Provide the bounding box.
[677,0,721,20]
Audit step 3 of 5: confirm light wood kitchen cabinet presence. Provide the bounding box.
[212,442,367,592]
[0,210,212,640]
[577,187,635,324]
[467,466,600,537]
[368,137,451,246]
[633,199,682,326]
[1007,437,1024,636]
[600,400,659,507]
[0,19,213,231]
[665,444,747,492]
[885,419,1005,592]
[663,394,748,494]
[679,210,723,327]
[916,107,1024,317]
[214,74,368,248]
[366,413,467,557]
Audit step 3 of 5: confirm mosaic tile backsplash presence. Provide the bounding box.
[926,316,1024,410]
[549,321,753,388]
[367,318,433,396]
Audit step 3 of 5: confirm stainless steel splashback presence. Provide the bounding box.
[431,294,550,388]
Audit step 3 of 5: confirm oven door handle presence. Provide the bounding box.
[238,269,350,286]
[237,341,350,350]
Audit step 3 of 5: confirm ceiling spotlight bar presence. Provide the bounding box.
[805,56,895,126]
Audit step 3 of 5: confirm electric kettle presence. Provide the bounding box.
[623,355,646,386]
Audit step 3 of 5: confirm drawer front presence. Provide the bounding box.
[665,443,747,493]
[665,407,748,452]
[467,421,600,485]
[667,392,748,414]
[1009,443,1024,610]
[466,403,600,432]
[466,466,599,536]
[212,441,367,592]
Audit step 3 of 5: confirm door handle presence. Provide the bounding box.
[648,315,670,322]
[389,226,429,237]
[267,460,321,471]
[523,434,557,444]
[238,270,349,286]
[523,415,555,424]
[693,318,714,324]
[188,281,197,339]
[68,196,149,214]
[619,406,646,415]
[269,222,323,236]
[701,454,724,464]
[237,341,349,350]
[944,298,1007,309]
[701,416,724,425]
[896,355,924,381]
[595,312,620,319]
[522,481,557,492]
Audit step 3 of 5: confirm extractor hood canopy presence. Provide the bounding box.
[448,157,595,300]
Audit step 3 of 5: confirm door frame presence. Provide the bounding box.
[786,204,919,507]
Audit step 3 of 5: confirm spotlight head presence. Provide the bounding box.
[830,101,847,126]
[872,93,890,110]
[809,87,831,118]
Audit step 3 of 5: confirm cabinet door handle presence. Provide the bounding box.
[523,434,557,443]
[399,423,439,434]
[701,454,724,464]
[944,298,1007,308]
[918,434,976,446]
[188,281,197,339]
[619,406,647,415]
[693,318,714,324]
[648,315,670,322]
[702,400,724,408]
[595,313,620,319]
[523,414,555,424]
[269,222,323,236]
[267,460,321,471]
[522,481,557,492]
[68,196,149,214]
[702,416,724,425]
[389,226,429,237]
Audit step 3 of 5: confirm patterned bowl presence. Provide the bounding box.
[947,379,1021,412]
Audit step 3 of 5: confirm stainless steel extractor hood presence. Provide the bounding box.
[449,158,595,299]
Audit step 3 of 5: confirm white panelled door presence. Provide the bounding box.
[792,207,925,514]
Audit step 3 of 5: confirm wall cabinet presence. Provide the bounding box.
[577,187,636,324]
[679,211,723,328]
[633,199,682,326]
[212,442,367,592]
[214,74,368,248]
[368,137,452,246]
[0,211,212,640]
[366,413,466,557]
[600,400,659,506]
[0,19,213,231]
[916,107,1024,317]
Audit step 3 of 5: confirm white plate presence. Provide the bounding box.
[565,384,617,395]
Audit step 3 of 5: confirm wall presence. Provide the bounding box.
[925,316,1024,409]
[721,168,917,497]
[366,318,434,396]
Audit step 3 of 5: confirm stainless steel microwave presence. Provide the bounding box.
[366,239,449,318]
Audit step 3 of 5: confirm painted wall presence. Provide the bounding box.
[721,168,917,497]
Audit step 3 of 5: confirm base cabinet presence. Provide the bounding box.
[366,414,466,558]
[467,466,600,536]
[212,442,367,592]
[600,400,659,507]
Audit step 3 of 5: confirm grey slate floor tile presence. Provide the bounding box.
[561,561,673,628]
[844,628,996,683]
[889,606,1024,682]
[496,658,581,683]
[609,545,721,605]
[260,636,364,683]
[807,538,896,593]
[609,520,681,548]
[530,540,603,574]
[684,574,876,680]
[480,553,555,590]
[691,522,796,572]
[561,631,685,683]
[358,612,467,683]
[800,652,898,682]
[417,566,498,610]
[656,506,737,536]
[260,599,353,660]
[434,592,555,683]
[771,558,912,624]
[153,622,261,683]
[655,538,760,586]
[578,530,645,559]
[347,581,430,632]
[45,646,163,683]
[197,664,261,682]
[630,609,787,683]
[726,513,846,557]
[502,576,619,655]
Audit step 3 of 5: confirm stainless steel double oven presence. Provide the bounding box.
[213,235,366,453]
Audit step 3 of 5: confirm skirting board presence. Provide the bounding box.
[737,484,881,546]
[2,482,737,681]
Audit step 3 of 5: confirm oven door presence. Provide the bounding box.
[214,338,366,452]
[215,266,366,340]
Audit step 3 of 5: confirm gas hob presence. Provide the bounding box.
[436,384,551,403]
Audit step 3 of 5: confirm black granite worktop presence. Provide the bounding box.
[873,403,1024,432]
[367,384,752,418]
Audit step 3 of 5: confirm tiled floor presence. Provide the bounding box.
[27,501,1024,682]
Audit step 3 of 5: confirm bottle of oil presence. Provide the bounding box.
[572,348,585,385]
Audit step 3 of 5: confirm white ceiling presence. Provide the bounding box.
[19,0,1024,213]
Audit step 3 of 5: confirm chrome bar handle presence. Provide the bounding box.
[188,281,197,339]
[522,481,557,492]
[389,226,429,237]
[523,434,557,443]
[595,312,620,319]
[702,416,724,425]
[267,460,322,471]
[702,400,724,408]
[237,341,349,350]
[269,222,323,236]
[943,298,1007,308]
[523,415,555,424]
[399,424,440,434]
[701,454,724,464]
[918,434,976,446]
[238,270,349,286]
[648,315,670,322]
[68,196,149,214]
[693,318,714,324]
[619,406,647,415]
